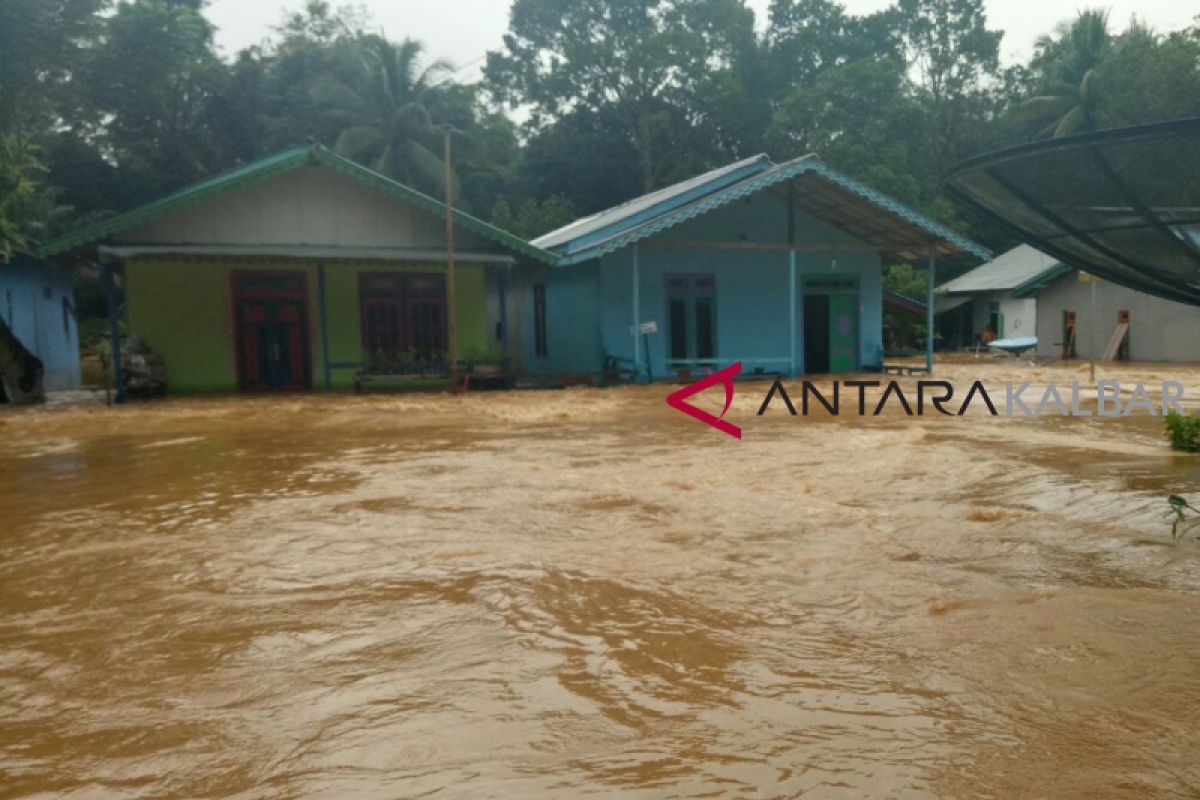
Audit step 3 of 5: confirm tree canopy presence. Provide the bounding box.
[1,0,1198,259]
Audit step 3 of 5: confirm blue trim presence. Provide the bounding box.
[557,156,773,256]
[807,163,991,261]
[554,158,991,265]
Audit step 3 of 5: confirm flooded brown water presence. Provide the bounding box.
[3,359,1200,798]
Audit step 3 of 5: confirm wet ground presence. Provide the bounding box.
[2,358,1200,799]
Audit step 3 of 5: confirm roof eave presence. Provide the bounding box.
[38,146,314,258]
[37,144,557,265]
[535,154,775,253]
[1010,263,1073,298]
[553,159,991,265]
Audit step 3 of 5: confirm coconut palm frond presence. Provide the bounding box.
[334,125,388,162]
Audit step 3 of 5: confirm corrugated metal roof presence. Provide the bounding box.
[533,154,773,252]
[545,155,991,264]
[937,244,1062,293]
[39,145,557,264]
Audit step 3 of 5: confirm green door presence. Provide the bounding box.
[828,293,858,373]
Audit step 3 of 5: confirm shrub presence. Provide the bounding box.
[1166,496,1200,544]
[1164,411,1200,452]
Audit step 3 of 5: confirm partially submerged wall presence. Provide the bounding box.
[1034,271,1200,362]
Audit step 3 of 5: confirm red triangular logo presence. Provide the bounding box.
[666,362,742,439]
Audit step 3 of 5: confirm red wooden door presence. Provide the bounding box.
[233,273,311,392]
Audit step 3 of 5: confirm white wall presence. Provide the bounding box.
[965,292,1035,340]
[1000,296,1037,339]
[123,164,498,253]
[1035,272,1200,362]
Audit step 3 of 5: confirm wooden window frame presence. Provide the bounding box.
[664,273,717,366]
[533,283,548,358]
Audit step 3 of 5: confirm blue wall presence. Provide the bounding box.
[521,262,604,375]
[0,256,81,389]
[524,188,884,378]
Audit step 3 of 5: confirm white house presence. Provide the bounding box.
[935,244,1060,348]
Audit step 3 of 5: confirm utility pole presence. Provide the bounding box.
[443,128,458,383]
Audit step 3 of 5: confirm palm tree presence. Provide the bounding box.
[1008,10,1112,138]
[314,37,453,194]
[0,134,48,260]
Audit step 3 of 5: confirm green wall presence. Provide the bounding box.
[125,257,489,393]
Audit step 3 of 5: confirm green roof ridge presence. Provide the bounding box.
[38,144,555,264]
[1010,262,1071,297]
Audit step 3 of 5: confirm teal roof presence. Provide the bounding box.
[1010,262,1073,297]
[39,144,556,264]
[537,154,991,265]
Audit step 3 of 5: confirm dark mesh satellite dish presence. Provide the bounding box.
[944,117,1200,305]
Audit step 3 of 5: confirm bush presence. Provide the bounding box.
[1167,495,1200,544]
[1164,411,1200,452]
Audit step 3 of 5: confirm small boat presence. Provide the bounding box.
[986,336,1038,356]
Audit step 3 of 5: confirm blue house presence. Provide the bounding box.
[523,154,988,379]
[0,254,81,390]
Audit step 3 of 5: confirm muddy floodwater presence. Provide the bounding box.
[3,359,1200,799]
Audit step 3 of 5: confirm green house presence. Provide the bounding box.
[41,145,553,393]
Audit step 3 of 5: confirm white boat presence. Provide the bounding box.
[986,336,1038,356]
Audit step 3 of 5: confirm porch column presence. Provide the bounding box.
[632,245,641,379]
[787,180,798,376]
[498,268,509,347]
[104,260,125,404]
[317,262,332,390]
[789,249,797,376]
[926,254,936,374]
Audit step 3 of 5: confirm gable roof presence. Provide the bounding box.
[534,154,991,265]
[533,154,772,253]
[1010,262,1074,297]
[39,144,556,264]
[937,244,1062,294]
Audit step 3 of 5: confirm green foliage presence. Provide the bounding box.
[462,346,514,369]
[485,0,757,193]
[1164,411,1200,453]
[1165,496,1200,544]
[0,0,107,134]
[79,0,228,204]
[315,36,453,197]
[883,263,929,299]
[0,135,56,258]
[1006,10,1200,141]
[882,264,929,351]
[489,195,575,239]
[0,0,1197,269]
[1006,10,1111,138]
